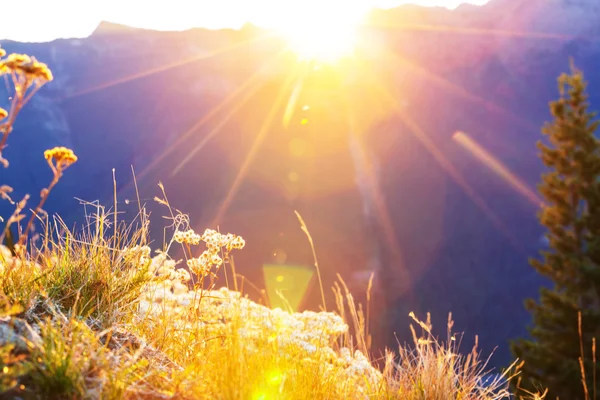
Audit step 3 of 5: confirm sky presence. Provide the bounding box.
[1,0,490,43]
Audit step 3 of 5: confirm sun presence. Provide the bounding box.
[268,1,368,62]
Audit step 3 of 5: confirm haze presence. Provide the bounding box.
[2,0,490,42]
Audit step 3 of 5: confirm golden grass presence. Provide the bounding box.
[0,193,525,399]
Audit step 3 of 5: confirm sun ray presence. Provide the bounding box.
[169,78,264,177]
[209,58,305,228]
[118,49,287,196]
[128,69,258,183]
[453,130,545,208]
[342,91,412,291]
[378,50,536,131]
[281,57,318,129]
[56,33,275,101]
[262,0,368,62]
[371,80,524,252]
[282,77,306,129]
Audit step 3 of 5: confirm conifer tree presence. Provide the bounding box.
[511,63,600,399]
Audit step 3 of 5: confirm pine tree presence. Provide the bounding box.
[511,63,600,399]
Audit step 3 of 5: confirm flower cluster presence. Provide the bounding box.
[201,229,245,252]
[174,228,245,279]
[335,347,383,395]
[127,230,381,398]
[119,245,152,271]
[173,229,201,245]
[137,273,383,396]
[44,146,78,173]
[0,49,54,169]
[0,53,53,84]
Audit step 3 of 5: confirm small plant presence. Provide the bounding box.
[23,311,149,400]
[0,45,76,250]
[0,48,53,167]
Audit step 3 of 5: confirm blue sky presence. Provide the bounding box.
[1,0,489,42]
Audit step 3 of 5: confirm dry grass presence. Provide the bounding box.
[0,197,523,399]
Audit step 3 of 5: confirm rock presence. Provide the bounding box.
[0,317,42,354]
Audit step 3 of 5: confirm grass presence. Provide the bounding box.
[0,204,523,399]
[0,45,543,400]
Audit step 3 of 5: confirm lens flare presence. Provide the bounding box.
[268,0,368,62]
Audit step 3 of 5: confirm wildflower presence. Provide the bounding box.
[173,229,201,245]
[198,250,210,265]
[230,235,245,250]
[201,229,246,251]
[4,53,30,65]
[201,228,219,242]
[187,257,211,277]
[157,264,177,279]
[221,233,234,246]
[296,339,317,354]
[121,245,151,266]
[19,58,53,82]
[44,146,77,173]
[149,251,179,275]
[0,47,5,58]
[201,229,220,249]
[0,54,52,83]
[210,253,223,267]
[0,107,7,120]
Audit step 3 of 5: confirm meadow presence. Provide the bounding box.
[0,47,545,400]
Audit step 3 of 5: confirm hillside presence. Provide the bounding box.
[1,0,599,367]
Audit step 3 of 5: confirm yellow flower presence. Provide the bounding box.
[0,47,5,58]
[1,54,30,74]
[21,59,53,82]
[44,146,77,171]
[0,54,52,83]
[0,107,7,120]
[6,54,30,64]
